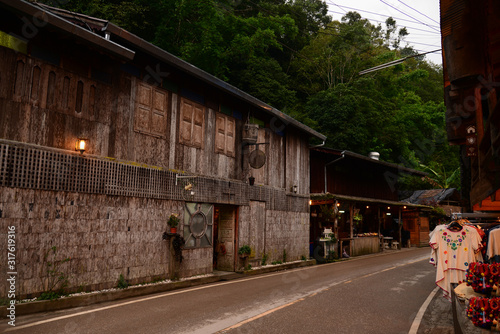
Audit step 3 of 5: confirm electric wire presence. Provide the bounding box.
[358,49,441,75]
[379,0,440,32]
[327,2,439,29]
[397,0,440,25]
[327,9,440,35]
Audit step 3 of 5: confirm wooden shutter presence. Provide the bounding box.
[215,114,235,156]
[215,114,226,153]
[180,99,194,143]
[180,98,205,148]
[134,82,167,137]
[151,89,167,137]
[226,117,235,156]
[192,102,204,147]
[134,82,152,134]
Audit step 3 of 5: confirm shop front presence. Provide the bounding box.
[310,194,430,259]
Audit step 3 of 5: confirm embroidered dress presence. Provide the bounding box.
[429,225,483,299]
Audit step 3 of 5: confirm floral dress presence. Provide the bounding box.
[429,224,483,299]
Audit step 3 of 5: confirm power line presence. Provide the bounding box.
[397,0,440,25]
[327,9,440,35]
[404,41,441,48]
[327,2,439,29]
[358,49,441,75]
[379,0,440,32]
[329,1,348,13]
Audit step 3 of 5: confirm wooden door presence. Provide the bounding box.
[216,206,236,271]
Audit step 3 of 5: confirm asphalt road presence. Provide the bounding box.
[3,247,457,334]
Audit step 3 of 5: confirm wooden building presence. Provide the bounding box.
[440,0,500,212]
[310,148,429,257]
[0,0,325,298]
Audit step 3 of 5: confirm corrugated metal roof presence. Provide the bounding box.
[402,188,461,205]
[311,147,428,176]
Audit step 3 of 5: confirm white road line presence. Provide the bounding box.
[6,268,312,331]
[8,254,429,332]
[220,298,305,332]
[408,286,440,334]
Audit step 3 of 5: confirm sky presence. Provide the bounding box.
[325,0,443,66]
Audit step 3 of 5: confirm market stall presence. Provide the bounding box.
[429,213,500,332]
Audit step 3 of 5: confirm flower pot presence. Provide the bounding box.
[170,227,177,234]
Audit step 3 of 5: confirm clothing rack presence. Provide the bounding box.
[451,212,500,221]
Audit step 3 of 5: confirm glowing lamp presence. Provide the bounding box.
[76,139,87,154]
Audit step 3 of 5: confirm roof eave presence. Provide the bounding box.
[311,147,428,176]
[310,193,433,209]
[0,0,135,61]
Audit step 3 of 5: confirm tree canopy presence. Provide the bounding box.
[39,0,458,189]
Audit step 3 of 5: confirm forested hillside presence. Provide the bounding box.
[38,0,459,190]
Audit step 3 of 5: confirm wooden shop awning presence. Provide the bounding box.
[310,193,432,209]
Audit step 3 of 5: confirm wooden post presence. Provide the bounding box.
[163,233,181,280]
[349,203,354,238]
[378,206,381,236]
[398,207,402,250]
[378,206,382,252]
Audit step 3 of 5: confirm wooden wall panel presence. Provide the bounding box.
[265,130,285,189]
[0,46,312,189]
[250,128,267,184]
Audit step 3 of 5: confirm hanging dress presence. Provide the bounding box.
[429,224,483,299]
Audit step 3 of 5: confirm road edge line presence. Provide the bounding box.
[408,286,440,334]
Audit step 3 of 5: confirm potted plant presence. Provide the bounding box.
[238,245,251,258]
[238,245,251,271]
[168,213,180,234]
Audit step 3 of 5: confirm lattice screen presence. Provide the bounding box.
[0,142,308,212]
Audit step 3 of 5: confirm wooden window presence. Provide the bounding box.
[215,113,235,157]
[179,98,205,148]
[89,85,96,118]
[134,82,168,137]
[46,71,56,107]
[14,60,24,99]
[75,80,83,113]
[30,65,41,101]
[62,76,70,109]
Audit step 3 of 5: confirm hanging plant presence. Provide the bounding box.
[172,234,185,263]
[319,205,337,222]
[353,213,363,224]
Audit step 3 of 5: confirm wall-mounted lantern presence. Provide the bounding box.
[75,138,87,154]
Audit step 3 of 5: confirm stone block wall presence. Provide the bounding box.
[0,187,202,299]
